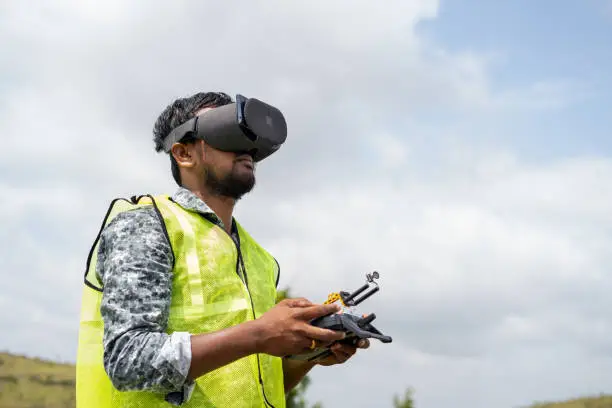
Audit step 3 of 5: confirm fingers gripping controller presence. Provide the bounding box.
[286,272,393,361]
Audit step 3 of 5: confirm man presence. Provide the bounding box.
[75,91,369,408]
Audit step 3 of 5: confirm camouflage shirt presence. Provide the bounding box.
[96,187,235,405]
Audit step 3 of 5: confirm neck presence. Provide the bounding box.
[184,184,236,234]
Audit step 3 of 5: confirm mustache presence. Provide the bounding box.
[234,151,255,163]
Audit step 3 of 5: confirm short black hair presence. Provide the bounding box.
[153,92,234,186]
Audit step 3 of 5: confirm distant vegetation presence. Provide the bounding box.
[527,394,612,408]
[0,351,610,408]
[0,352,75,408]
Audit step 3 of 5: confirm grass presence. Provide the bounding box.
[527,394,612,408]
[0,351,610,408]
[0,352,76,408]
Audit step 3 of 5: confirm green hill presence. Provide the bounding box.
[0,351,610,408]
[0,352,76,408]
[527,395,612,408]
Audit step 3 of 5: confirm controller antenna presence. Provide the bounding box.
[340,271,381,307]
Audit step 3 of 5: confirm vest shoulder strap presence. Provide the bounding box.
[84,194,169,291]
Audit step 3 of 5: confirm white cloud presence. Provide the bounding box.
[0,2,608,408]
[264,150,612,408]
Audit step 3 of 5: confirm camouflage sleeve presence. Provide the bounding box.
[96,206,194,399]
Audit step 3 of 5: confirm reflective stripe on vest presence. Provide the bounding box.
[76,195,285,408]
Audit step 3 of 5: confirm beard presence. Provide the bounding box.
[205,163,256,200]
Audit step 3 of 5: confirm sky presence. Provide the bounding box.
[1,1,611,407]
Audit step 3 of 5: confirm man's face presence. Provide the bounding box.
[196,107,256,200]
[200,145,256,200]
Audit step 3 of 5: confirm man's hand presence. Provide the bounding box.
[187,298,344,381]
[253,298,346,357]
[313,338,370,366]
[281,337,371,393]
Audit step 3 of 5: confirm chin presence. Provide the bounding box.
[235,170,255,184]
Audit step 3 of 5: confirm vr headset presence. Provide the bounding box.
[162,94,287,162]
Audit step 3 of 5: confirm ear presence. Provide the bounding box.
[170,142,198,169]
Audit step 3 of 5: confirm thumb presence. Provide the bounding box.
[297,303,341,320]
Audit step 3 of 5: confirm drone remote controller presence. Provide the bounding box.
[286,271,392,362]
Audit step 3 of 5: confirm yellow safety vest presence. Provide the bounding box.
[76,194,286,408]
